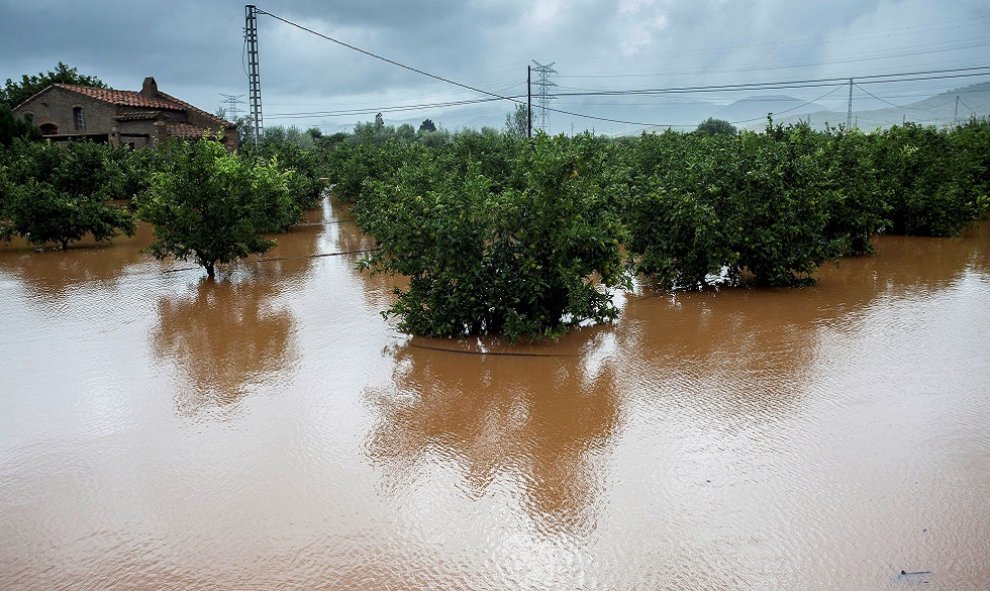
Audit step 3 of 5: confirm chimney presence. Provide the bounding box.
[141,77,158,97]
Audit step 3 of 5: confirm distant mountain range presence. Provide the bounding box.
[319,81,990,136]
[773,81,990,131]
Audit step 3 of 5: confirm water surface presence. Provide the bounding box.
[1,200,988,590]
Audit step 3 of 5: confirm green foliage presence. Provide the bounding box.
[325,141,388,202]
[872,123,988,236]
[241,125,326,224]
[947,117,990,225]
[695,117,737,136]
[137,137,294,277]
[625,186,730,288]
[817,126,890,255]
[1,62,107,109]
[356,134,627,342]
[724,130,842,285]
[625,127,843,287]
[0,140,135,248]
[0,162,12,241]
[1,104,41,146]
[505,104,529,137]
[419,119,437,133]
[318,116,990,337]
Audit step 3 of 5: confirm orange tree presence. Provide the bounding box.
[137,137,294,278]
[0,139,134,249]
[356,133,627,342]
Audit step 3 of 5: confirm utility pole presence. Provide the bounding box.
[954,94,960,125]
[527,65,532,139]
[531,60,557,133]
[245,5,263,144]
[846,78,853,129]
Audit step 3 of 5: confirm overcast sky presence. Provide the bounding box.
[2,0,988,133]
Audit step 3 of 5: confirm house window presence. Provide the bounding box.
[73,107,86,131]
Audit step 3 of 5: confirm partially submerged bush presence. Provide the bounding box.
[357,134,627,342]
[137,137,293,277]
[0,139,134,249]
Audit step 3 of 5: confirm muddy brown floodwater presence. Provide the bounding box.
[1,198,989,590]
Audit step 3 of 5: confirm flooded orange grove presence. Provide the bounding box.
[1,198,989,590]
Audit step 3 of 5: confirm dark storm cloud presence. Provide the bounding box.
[1,0,988,131]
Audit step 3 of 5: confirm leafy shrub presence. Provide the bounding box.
[625,185,730,288]
[137,137,293,277]
[1,139,134,248]
[357,134,627,341]
[872,123,986,236]
[695,117,737,136]
[241,126,327,224]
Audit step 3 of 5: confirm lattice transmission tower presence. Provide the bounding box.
[531,61,557,133]
[219,93,246,120]
[245,5,263,144]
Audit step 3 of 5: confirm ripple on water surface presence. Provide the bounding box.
[1,206,989,590]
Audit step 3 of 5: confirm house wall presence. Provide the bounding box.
[12,83,238,150]
[116,120,158,148]
[182,109,214,130]
[13,87,118,137]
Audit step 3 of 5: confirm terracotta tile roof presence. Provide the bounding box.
[54,83,182,110]
[165,122,217,140]
[115,110,162,121]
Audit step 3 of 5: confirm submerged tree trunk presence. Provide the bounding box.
[204,261,216,278]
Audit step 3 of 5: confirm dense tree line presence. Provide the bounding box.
[323,117,989,339]
[2,92,988,341]
[0,126,326,271]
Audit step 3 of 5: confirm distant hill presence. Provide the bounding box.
[715,95,829,125]
[310,81,990,136]
[775,81,990,130]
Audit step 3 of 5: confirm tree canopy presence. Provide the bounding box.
[0,139,135,249]
[0,104,41,146]
[1,62,108,109]
[505,104,529,137]
[137,136,295,278]
[695,117,738,136]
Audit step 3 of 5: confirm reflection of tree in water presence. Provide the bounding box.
[817,224,990,302]
[367,344,619,539]
[0,224,152,300]
[614,222,990,424]
[152,278,297,416]
[322,197,405,313]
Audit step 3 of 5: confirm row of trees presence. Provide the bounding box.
[0,62,325,277]
[324,117,989,340]
[2,65,987,341]
[0,129,326,277]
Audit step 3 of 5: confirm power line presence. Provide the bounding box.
[255,8,689,128]
[267,96,513,119]
[853,83,939,111]
[256,9,527,107]
[555,14,990,75]
[550,67,990,98]
[732,85,847,124]
[253,8,990,129]
[555,38,990,81]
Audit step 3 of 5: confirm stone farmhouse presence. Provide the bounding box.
[12,77,238,149]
